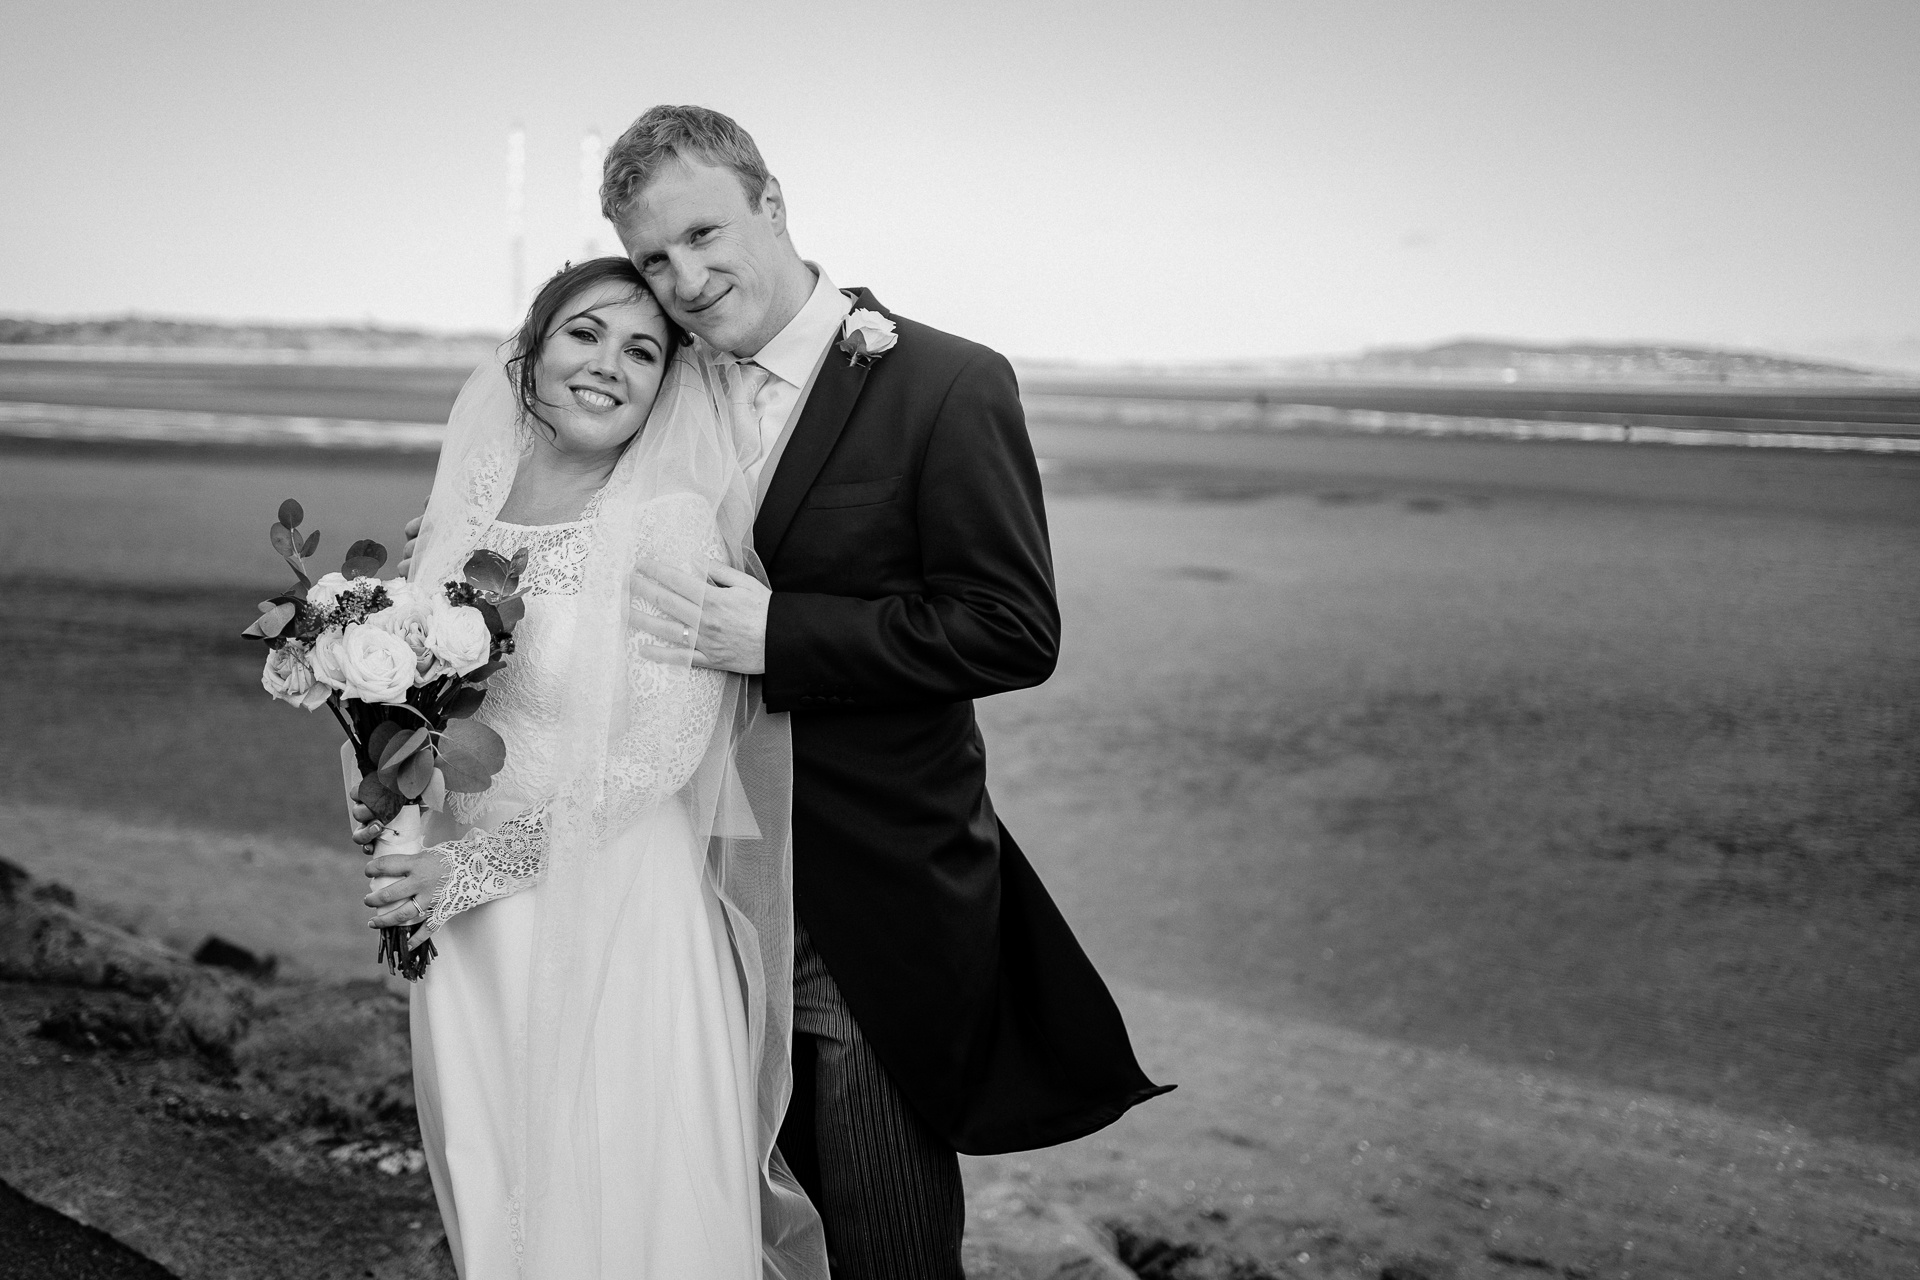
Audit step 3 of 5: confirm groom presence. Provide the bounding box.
[603,106,1167,1278]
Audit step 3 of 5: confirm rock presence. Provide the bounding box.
[2,861,254,1061]
[192,935,278,980]
[0,888,194,997]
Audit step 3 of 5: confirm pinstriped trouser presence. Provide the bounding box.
[779,923,966,1280]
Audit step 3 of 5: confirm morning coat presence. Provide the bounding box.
[757,287,1170,1155]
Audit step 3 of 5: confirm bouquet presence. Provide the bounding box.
[241,499,527,979]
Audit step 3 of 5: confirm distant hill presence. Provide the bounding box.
[1325,339,1881,383]
[1026,338,1905,386]
[0,315,501,362]
[5,318,1907,385]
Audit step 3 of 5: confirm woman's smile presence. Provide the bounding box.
[569,385,622,412]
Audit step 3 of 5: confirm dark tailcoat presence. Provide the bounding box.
[757,288,1169,1155]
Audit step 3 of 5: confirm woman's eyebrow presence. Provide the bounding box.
[559,308,609,328]
[623,331,662,347]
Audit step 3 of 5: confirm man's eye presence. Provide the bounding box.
[640,256,667,272]
[690,227,713,243]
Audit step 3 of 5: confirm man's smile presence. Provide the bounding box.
[683,285,733,314]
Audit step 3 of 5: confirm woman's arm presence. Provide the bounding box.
[364,801,550,936]
[420,802,549,933]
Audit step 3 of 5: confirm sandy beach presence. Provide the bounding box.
[2,424,1916,1277]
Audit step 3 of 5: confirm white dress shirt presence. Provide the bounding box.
[731,265,853,499]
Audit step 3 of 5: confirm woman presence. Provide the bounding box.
[352,258,825,1278]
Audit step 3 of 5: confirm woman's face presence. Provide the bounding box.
[531,280,673,457]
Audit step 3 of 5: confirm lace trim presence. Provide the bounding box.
[506,1188,526,1265]
[423,803,549,933]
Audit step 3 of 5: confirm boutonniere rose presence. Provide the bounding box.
[838,309,897,368]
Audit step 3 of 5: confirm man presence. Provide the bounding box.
[387,105,1167,1278]
[605,105,1167,1278]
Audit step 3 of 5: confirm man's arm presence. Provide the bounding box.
[762,349,1059,711]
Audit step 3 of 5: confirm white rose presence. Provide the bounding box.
[305,572,353,612]
[311,623,418,705]
[841,309,898,358]
[261,643,330,710]
[366,580,434,674]
[424,597,493,677]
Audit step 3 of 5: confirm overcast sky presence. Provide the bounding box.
[2,0,1915,365]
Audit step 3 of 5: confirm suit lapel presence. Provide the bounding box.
[753,287,885,564]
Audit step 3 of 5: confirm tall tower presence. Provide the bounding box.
[579,128,607,260]
[506,125,527,320]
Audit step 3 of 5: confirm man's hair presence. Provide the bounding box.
[600,105,772,225]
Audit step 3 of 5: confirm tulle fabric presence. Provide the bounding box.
[411,347,825,1278]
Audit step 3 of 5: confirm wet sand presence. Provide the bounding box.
[1,428,1916,1165]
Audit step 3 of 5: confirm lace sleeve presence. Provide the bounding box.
[422,802,548,933]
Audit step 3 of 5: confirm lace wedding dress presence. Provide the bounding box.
[397,348,823,1279]
[411,499,764,1278]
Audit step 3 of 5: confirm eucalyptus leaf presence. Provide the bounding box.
[278,499,305,530]
[257,601,297,639]
[495,595,526,632]
[365,721,403,769]
[269,524,296,557]
[437,718,507,793]
[421,767,448,813]
[397,747,436,799]
[464,659,505,685]
[463,548,514,598]
[377,724,432,778]
[444,685,486,719]
[300,529,321,558]
[341,539,388,580]
[354,773,403,823]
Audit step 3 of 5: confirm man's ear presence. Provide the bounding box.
[760,175,787,235]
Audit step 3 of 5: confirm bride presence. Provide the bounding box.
[350,257,826,1279]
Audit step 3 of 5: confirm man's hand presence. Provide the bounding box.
[630,557,770,674]
[395,514,423,578]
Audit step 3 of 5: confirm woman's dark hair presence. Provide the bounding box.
[505,256,688,439]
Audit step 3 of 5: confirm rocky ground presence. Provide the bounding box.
[5,858,1916,1280]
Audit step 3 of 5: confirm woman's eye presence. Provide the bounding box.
[625,347,655,364]
[569,327,597,342]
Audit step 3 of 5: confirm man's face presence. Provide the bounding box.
[615,159,791,357]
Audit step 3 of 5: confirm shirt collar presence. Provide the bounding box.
[744,263,854,387]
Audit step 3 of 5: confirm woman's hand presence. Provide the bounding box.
[364,845,449,950]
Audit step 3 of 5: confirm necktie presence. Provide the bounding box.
[728,360,775,475]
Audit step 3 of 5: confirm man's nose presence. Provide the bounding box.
[665,247,708,300]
